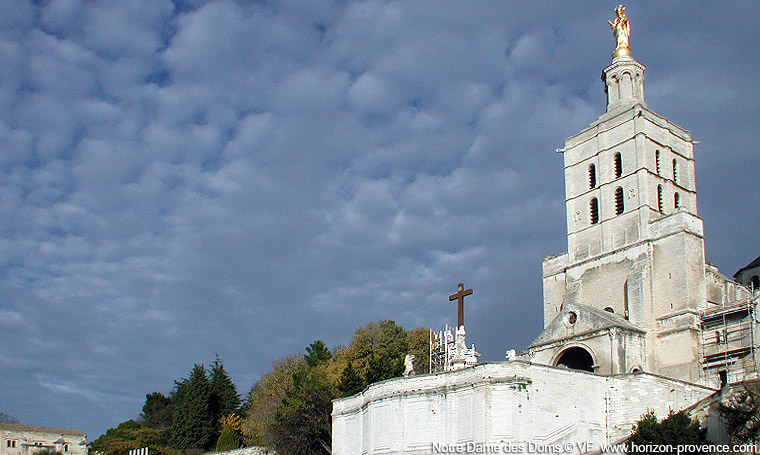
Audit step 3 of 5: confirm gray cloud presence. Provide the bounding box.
[0,0,758,440]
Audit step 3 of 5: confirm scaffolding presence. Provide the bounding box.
[429,325,455,374]
[429,325,480,373]
[701,297,760,386]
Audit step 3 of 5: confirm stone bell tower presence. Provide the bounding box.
[527,5,707,384]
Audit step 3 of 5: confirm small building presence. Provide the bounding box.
[0,423,88,455]
[734,255,760,291]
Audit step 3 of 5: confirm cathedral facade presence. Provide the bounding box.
[332,7,760,454]
[524,23,757,389]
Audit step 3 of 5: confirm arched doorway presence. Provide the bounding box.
[555,347,595,372]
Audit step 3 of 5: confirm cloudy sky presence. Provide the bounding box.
[1,0,758,440]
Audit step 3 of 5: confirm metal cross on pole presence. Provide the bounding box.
[449,282,473,328]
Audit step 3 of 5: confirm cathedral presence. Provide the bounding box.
[332,6,760,454]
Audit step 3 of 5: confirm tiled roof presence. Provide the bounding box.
[0,423,85,437]
[734,255,760,278]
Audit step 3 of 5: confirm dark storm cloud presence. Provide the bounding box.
[0,0,758,439]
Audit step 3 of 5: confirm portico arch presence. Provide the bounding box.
[554,346,595,372]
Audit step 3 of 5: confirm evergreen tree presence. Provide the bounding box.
[628,411,707,454]
[170,364,216,451]
[364,352,402,385]
[337,362,364,397]
[215,415,244,451]
[304,340,332,367]
[142,392,173,429]
[209,356,241,424]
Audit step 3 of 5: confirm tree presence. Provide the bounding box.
[304,340,332,368]
[628,411,707,454]
[270,364,333,455]
[364,352,402,385]
[406,327,431,374]
[90,420,177,455]
[243,354,305,447]
[209,356,241,425]
[142,392,173,429]
[215,415,244,451]
[340,320,408,384]
[337,362,364,398]
[169,365,216,451]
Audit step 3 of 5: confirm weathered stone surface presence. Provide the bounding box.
[332,362,714,455]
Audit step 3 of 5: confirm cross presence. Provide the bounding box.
[449,283,473,328]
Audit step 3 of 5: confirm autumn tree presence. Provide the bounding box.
[269,350,334,455]
[243,354,305,447]
[215,415,244,451]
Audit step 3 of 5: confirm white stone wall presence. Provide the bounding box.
[332,362,715,455]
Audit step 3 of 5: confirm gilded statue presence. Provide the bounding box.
[609,4,631,58]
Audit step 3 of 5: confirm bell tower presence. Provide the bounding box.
[532,5,707,383]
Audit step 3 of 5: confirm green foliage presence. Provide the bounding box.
[210,356,242,424]
[406,327,431,374]
[270,364,333,455]
[215,415,244,451]
[90,420,177,455]
[304,340,332,368]
[364,352,402,385]
[337,362,364,398]
[242,320,429,453]
[243,355,305,447]
[628,411,707,454]
[142,392,173,429]
[169,364,216,451]
[340,320,409,386]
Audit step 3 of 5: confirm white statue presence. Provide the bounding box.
[506,349,516,361]
[455,325,467,357]
[403,354,416,377]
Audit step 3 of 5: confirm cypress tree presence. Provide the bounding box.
[209,356,241,423]
[170,364,216,451]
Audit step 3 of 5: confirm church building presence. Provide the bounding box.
[332,6,760,454]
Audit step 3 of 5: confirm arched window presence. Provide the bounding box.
[615,187,624,215]
[673,159,679,183]
[588,164,596,189]
[657,185,663,212]
[674,192,680,209]
[655,150,661,175]
[590,197,599,224]
[614,152,622,178]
